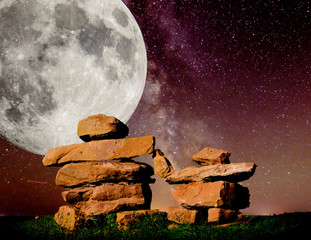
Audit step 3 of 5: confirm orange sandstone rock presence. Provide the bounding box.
[153,149,174,178]
[192,147,230,166]
[42,136,155,166]
[62,182,151,205]
[207,208,241,223]
[74,198,148,216]
[165,162,256,183]
[77,114,129,142]
[167,207,199,224]
[116,209,165,229]
[62,186,94,204]
[55,162,154,187]
[54,205,84,231]
[172,181,250,209]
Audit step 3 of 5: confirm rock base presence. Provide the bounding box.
[167,206,243,225]
[54,205,84,231]
[207,208,242,223]
[167,207,200,224]
[116,209,165,229]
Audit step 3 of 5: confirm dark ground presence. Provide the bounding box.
[0,212,310,240]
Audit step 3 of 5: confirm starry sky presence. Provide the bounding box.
[0,0,310,216]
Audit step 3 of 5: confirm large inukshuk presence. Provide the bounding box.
[42,114,155,230]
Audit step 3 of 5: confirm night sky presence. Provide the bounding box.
[0,0,310,216]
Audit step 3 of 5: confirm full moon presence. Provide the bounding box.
[0,0,147,155]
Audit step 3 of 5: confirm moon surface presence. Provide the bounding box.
[0,0,147,155]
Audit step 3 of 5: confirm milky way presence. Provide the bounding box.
[0,0,310,215]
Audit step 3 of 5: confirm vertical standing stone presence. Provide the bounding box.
[54,205,84,231]
[153,149,174,178]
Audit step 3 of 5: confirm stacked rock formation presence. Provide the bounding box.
[153,147,256,224]
[42,114,155,230]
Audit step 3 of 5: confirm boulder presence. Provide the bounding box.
[192,147,230,166]
[165,162,256,183]
[77,114,129,142]
[91,183,150,201]
[153,149,174,178]
[207,208,241,223]
[62,183,152,206]
[55,162,154,187]
[62,186,94,203]
[75,198,148,216]
[116,209,165,229]
[172,181,249,209]
[167,207,199,224]
[54,205,84,231]
[43,136,155,166]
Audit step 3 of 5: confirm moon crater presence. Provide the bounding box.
[0,0,147,155]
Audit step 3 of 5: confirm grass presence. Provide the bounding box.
[0,212,310,240]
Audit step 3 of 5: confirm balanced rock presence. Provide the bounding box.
[207,208,241,223]
[167,207,199,224]
[153,149,174,178]
[165,162,256,183]
[116,209,165,229]
[62,182,151,205]
[192,147,230,166]
[54,205,84,231]
[56,162,154,187]
[77,114,129,142]
[172,181,249,209]
[43,136,155,166]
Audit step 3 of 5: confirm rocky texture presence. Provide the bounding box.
[43,136,155,166]
[77,114,129,142]
[116,209,165,229]
[62,183,151,204]
[54,205,84,231]
[43,114,258,229]
[172,181,249,209]
[207,208,241,223]
[167,207,199,224]
[42,115,159,230]
[166,147,256,225]
[62,186,94,203]
[75,198,149,216]
[153,149,174,178]
[192,147,231,166]
[55,162,154,187]
[165,162,256,183]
